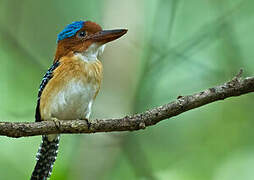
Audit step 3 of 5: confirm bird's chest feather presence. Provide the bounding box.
[40,57,102,120]
[51,79,97,120]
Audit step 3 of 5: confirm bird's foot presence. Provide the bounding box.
[51,117,61,130]
[81,118,91,130]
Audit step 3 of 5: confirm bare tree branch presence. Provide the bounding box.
[0,71,253,138]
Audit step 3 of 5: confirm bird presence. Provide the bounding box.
[30,20,127,180]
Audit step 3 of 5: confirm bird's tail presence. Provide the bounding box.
[31,135,60,180]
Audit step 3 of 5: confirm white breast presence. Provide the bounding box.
[50,80,97,120]
[74,43,106,62]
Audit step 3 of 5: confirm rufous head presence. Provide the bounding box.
[54,21,127,62]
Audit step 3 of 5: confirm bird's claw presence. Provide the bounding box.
[51,117,61,130]
[81,118,91,130]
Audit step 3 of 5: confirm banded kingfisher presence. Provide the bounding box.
[30,20,127,180]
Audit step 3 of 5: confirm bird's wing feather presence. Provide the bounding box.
[35,61,60,122]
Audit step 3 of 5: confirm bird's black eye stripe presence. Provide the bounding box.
[78,31,86,37]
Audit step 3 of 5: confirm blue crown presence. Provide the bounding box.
[57,21,85,42]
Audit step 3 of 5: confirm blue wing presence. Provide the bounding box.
[35,61,60,122]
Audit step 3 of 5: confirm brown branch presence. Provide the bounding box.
[1,71,254,138]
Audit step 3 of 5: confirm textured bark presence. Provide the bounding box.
[1,71,253,138]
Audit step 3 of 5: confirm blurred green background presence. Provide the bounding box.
[0,0,254,179]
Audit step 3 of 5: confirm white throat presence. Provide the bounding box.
[75,43,105,62]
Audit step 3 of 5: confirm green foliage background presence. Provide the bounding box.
[0,0,254,179]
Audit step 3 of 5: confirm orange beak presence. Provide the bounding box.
[88,29,127,44]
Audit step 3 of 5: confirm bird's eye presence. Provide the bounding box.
[78,31,86,38]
